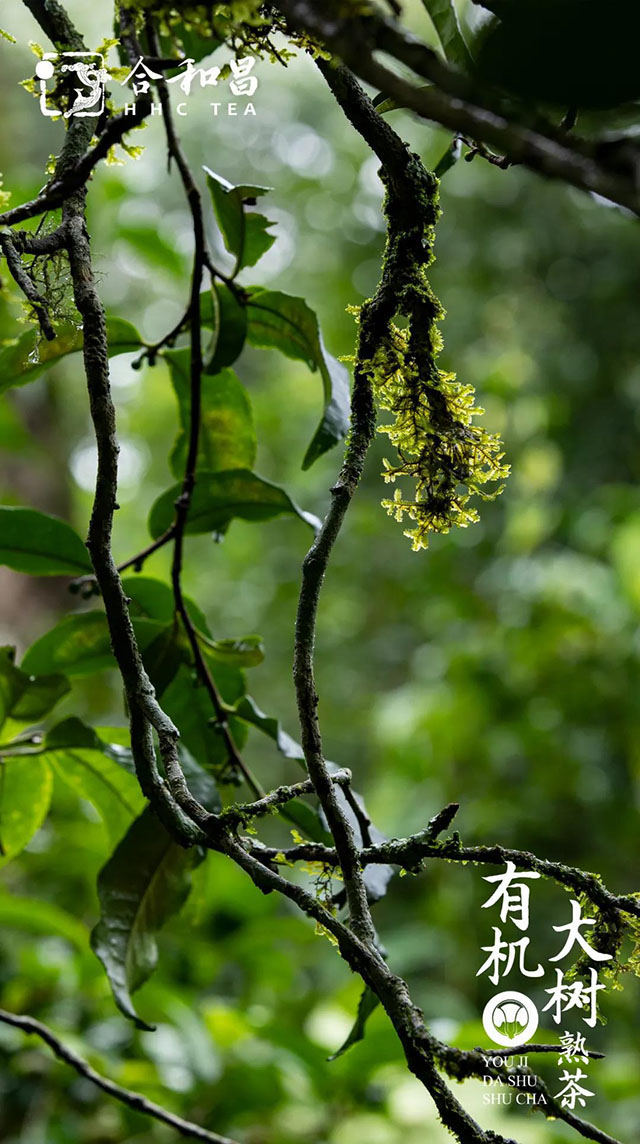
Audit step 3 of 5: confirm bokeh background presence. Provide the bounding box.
[0,2,638,1141]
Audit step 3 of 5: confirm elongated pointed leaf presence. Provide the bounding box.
[141,622,186,697]
[123,576,209,634]
[148,469,321,540]
[9,672,70,725]
[91,808,204,1028]
[204,168,276,274]
[434,135,463,178]
[43,719,145,844]
[328,986,380,1061]
[246,290,351,468]
[21,612,167,677]
[0,756,53,865]
[199,633,264,668]
[204,282,248,374]
[420,0,472,69]
[0,647,27,731]
[332,780,395,904]
[0,645,69,732]
[166,352,256,479]
[0,506,92,576]
[0,318,143,394]
[233,694,305,763]
[159,20,222,63]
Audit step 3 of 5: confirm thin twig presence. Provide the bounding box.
[0,1009,238,1144]
[146,16,263,803]
[222,768,352,827]
[341,779,373,847]
[0,232,56,340]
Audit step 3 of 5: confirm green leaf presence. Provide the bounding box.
[374,85,431,116]
[420,0,472,70]
[123,576,209,634]
[434,135,463,178]
[123,577,176,623]
[246,290,351,469]
[328,986,380,1061]
[0,647,27,731]
[159,20,222,62]
[166,352,256,479]
[21,612,165,678]
[148,469,321,540]
[333,779,395,904]
[140,621,186,697]
[0,506,92,576]
[204,167,276,274]
[0,892,87,951]
[118,220,187,278]
[0,645,69,732]
[199,633,264,668]
[204,283,248,374]
[91,807,204,1028]
[162,663,246,777]
[280,798,334,846]
[9,673,70,725]
[232,694,304,763]
[0,756,52,865]
[45,716,105,752]
[0,318,143,394]
[43,719,145,844]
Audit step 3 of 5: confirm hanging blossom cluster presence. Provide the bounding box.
[370,316,509,551]
[354,159,509,552]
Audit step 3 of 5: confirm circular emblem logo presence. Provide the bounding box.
[482,991,539,1048]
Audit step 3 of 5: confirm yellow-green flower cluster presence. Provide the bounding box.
[359,162,509,552]
[370,320,509,551]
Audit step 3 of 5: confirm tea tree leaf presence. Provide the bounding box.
[0,756,52,865]
[204,168,276,274]
[0,318,143,393]
[148,469,321,539]
[246,289,351,468]
[0,507,92,576]
[91,808,205,1029]
[166,351,256,478]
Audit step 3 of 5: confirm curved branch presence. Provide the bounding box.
[249,829,640,920]
[0,1009,238,1144]
[278,0,640,216]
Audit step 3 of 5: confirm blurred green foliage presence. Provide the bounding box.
[0,2,638,1142]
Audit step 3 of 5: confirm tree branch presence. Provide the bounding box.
[0,1009,238,1144]
[223,768,352,827]
[249,825,640,920]
[0,231,56,340]
[432,1040,623,1144]
[279,0,640,216]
